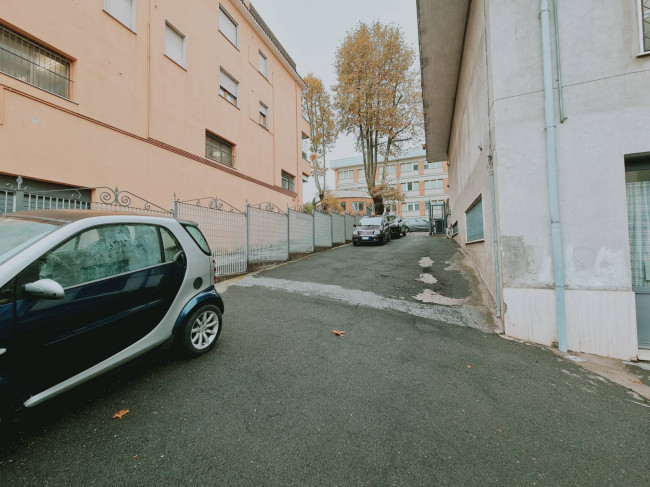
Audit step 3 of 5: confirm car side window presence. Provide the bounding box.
[159,226,182,262]
[37,224,163,288]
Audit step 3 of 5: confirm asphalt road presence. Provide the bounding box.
[0,234,648,486]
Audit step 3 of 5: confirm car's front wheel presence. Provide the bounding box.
[180,305,222,357]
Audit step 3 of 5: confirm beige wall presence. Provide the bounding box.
[0,0,310,211]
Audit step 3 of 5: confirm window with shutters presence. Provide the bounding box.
[465,196,484,243]
[258,50,268,77]
[104,0,136,31]
[219,6,238,47]
[164,21,185,68]
[219,68,238,106]
[259,102,269,128]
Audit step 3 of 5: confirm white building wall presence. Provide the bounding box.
[485,0,649,359]
[447,0,497,304]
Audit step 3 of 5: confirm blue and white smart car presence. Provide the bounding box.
[0,210,224,423]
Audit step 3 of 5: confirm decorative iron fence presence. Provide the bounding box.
[2,176,364,278]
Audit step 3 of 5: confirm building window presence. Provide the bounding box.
[259,102,269,128]
[219,68,238,106]
[423,161,442,170]
[452,221,458,236]
[353,202,364,211]
[301,133,310,160]
[219,6,238,47]
[258,50,268,77]
[339,170,353,180]
[205,132,233,166]
[282,171,295,192]
[401,182,416,192]
[401,162,419,172]
[405,202,420,212]
[340,202,346,211]
[0,24,71,98]
[642,0,650,52]
[104,0,136,31]
[465,196,484,243]
[164,21,185,68]
[424,179,444,190]
[358,169,366,181]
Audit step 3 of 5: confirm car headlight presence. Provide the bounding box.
[352,230,358,236]
[374,230,381,235]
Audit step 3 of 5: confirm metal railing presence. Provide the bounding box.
[2,176,362,278]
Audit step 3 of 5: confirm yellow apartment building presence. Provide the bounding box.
[331,149,448,217]
[0,0,311,212]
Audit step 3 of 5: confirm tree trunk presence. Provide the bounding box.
[372,194,384,216]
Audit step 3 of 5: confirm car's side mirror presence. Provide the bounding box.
[24,279,65,300]
[353,224,357,228]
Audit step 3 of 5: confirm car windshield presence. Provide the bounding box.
[360,217,383,226]
[0,217,62,265]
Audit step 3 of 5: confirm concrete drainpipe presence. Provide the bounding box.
[540,0,568,353]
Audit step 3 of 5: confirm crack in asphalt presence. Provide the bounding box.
[233,276,491,332]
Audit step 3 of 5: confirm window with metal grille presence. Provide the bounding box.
[205,132,233,166]
[282,172,295,192]
[642,0,650,52]
[259,102,268,128]
[104,0,136,31]
[0,24,71,98]
[219,68,238,106]
[465,196,484,242]
[219,6,238,47]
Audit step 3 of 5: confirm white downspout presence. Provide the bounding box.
[540,0,568,352]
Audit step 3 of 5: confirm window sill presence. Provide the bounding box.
[205,157,235,170]
[219,31,240,51]
[103,10,137,34]
[466,238,485,245]
[636,51,650,58]
[164,55,187,71]
[0,74,77,105]
[219,94,240,109]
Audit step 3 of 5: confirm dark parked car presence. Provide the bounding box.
[0,210,224,425]
[352,216,391,245]
[404,217,431,232]
[385,215,407,238]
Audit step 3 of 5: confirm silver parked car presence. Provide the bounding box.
[0,210,223,425]
[404,217,431,232]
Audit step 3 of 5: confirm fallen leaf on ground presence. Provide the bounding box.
[467,365,472,369]
[113,409,130,419]
[629,379,643,385]
[332,330,346,337]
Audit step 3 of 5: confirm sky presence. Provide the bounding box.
[249,0,422,202]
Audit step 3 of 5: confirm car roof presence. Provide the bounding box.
[4,209,174,224]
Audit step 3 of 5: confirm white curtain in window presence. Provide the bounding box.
[105,0,134,29]
[220,69,238,94]
[219,7,238,45]
[165,22,185,66]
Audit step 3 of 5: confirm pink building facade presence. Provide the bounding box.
[0,0,311,211]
